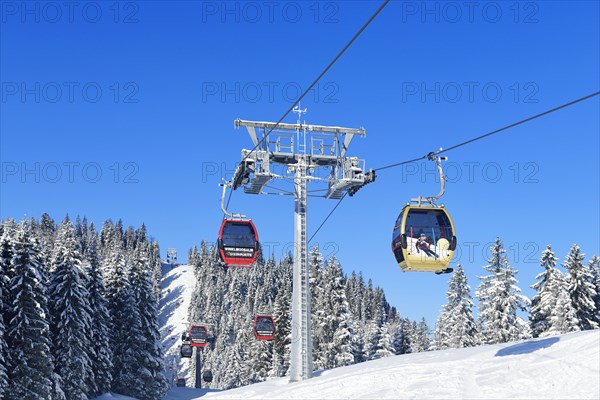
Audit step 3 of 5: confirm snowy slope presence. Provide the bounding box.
[164,330,600,400]
[158,263,599,400]
[159,263,196,385]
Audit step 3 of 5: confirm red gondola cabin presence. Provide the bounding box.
[253,315,276,341]
[189,325,209,348]
[218,219,259,267]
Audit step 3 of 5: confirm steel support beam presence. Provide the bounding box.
[194,347,202,389]
[289,157,313,382]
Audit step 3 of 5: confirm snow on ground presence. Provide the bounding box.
[93,393,137,400]
[164,329,600,400]
[158,261,599,400]
[159,263,196,386]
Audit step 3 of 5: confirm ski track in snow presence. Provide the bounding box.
[159,265,600,400]
[159,263,195,385]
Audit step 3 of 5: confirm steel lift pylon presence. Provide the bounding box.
[229,107,374,382]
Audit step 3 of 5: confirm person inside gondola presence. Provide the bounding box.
[415,233,438,258]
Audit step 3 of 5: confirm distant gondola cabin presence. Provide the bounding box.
[253,315,276,341]
[180,343,193,358]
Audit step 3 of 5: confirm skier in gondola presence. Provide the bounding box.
[415,233,438,258]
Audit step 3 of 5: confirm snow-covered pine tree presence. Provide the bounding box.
[361,279,375,324]
[248,338,272,381]
[84,226,113,396]
[344,271,362,321]
[410,318,432,352]
[124,226,136,254]
[322,256,355,368]
[74,215,88,255]
[5,221,56,400]
[476,238,531,344]
[373,322,395,359]
[563,244,598,330]
[192,241,208,279]
[103,235,141,396]
[128,243,168,400]
[38,213,57,260]
[434,312,448,351]
[223,331,246,389]
[272,280,291,377]
[346,272,366,364]
[436,265,479,349]
[115,221,126,246]
[112,260,143,397]
[544,268,580,336]
[27,217,38,236]
[189,245,199,267]
[309,246,328,370]
[137,224,162,301]
[0,222,14,398]
[392,318,412,355]
[99,219,115,258]
[48,216,94,400]
[241,326,260,385]
[476,238,503,342]
[351,334,366,364]
[530,245,559,337]
[364,299,387,361]
[589,256,600,325]
[80,216,89,253]
[362,319,379,361]
[372,287,390,325]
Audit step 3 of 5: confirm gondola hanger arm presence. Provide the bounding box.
[220,180,246,219]
[410,149,447,206]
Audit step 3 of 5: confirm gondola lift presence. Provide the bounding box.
[203,370,213,383]
[253,314,276,341]
[189,325,209,348]
[391,152,457,274]
[217,182,259,267]
[180,342,193,358]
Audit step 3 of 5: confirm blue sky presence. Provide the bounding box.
[1,1,599,325]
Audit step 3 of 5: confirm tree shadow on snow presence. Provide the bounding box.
[495,337,560,357]
[164,387,223,400]
[312,370,326,378]
[161,268,185,291]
